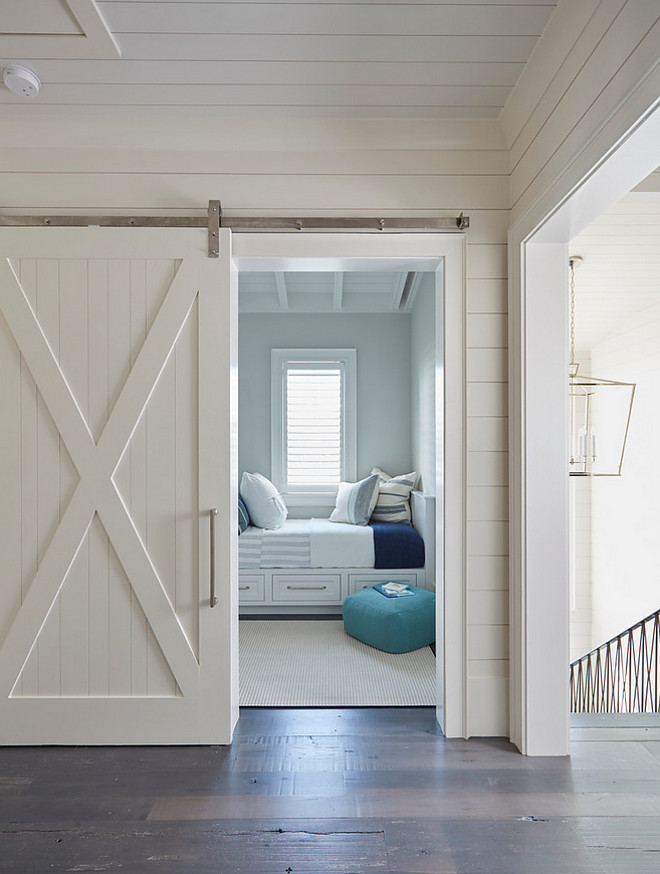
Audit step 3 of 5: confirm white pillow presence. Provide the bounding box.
[370,468,418,523]
[239,472,288,529]
[329,474,380,525]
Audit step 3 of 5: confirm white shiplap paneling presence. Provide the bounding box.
[468,555,509,591]
[0,172,509,212]
[0,1,556,117]
[0,116,507,153]
[20,58,525,88]
[467,417,508,452]
[0,138,509,733]
[570,476,592,663]
[568,178,660,662]
[467,348,508,382]
[100,2,553,37]
[569,187,660,350]
[504,1,660,221]
[587,309,660,652]
[0,146,509,182]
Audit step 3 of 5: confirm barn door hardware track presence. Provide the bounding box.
[0,201,469,257]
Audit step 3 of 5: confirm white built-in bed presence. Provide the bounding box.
[239,491,434,613]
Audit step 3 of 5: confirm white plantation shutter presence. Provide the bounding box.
[286,366,342,487]
[272,349,356,497]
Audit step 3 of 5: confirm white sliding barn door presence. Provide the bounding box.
[0,228,238,745]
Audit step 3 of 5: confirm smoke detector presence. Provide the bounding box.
[2,65,41,98]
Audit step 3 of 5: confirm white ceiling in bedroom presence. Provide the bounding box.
[0,0,557,118]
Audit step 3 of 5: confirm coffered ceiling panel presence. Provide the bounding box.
[2,0,83,34]
[0,0,119,59]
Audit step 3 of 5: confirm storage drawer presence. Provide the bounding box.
[239,574,265,603]
[347,572,419,596]
[272,574,341,602]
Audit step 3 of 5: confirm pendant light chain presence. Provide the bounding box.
[569,257,577,368]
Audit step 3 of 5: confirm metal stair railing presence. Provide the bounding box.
[570,608,660,713]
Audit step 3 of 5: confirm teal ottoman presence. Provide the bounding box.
[343,585,435,653]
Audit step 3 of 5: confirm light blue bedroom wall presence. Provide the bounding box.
[239,312,413,490]
[411,274,436,496]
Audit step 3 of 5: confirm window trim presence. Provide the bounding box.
[271,348,357,504]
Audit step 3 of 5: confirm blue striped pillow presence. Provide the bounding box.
[370,468,418,523]
[238,494,251,535]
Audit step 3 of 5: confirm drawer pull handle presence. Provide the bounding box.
[286,585,327,591]
[239,586,250,591]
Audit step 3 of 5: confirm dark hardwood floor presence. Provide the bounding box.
[1,708,659,872]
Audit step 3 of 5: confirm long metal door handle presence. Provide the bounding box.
[286,585,327,591]
[210,508,218,607]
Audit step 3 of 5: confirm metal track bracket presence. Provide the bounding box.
[207,200,222,258]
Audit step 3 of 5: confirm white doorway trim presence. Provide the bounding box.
[233,233,467,737]
[509,98,660,755]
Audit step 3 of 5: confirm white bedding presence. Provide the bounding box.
[239,518,375,569]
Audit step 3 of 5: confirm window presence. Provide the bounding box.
[272,349,356,500]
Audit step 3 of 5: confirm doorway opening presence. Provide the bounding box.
[568,169,660,721]
[231,233,467,736]
[511,103,660,755]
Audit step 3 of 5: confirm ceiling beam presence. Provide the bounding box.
[392,272,408,310]
[402,272,423,311]
[275,272,288,310]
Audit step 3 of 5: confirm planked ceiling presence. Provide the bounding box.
[0,0,558,118]
[239,270,427,313]
[570,168,660,353]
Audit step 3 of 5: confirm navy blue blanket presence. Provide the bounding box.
[369,522,425,569]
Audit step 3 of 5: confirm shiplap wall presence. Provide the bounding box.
[569,187,660,351]
[465,223,509,736]
[570,476,593,663]
[567,177,660,660]
[590,306,660,647]
[502,0,660,225]
[502,0,660,752]
[0,119,509,735]
[568,342,594,663]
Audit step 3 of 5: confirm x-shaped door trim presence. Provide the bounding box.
[0,258,200,699]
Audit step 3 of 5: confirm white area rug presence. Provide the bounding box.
[239,619,436,706]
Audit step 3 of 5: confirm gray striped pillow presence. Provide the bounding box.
[370,468,418,523]
[329,474,380,525]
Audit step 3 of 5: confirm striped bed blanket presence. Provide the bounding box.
[239,518,424,569]
[240,519,314,568]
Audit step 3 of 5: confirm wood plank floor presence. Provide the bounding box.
[1,708,660,872]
